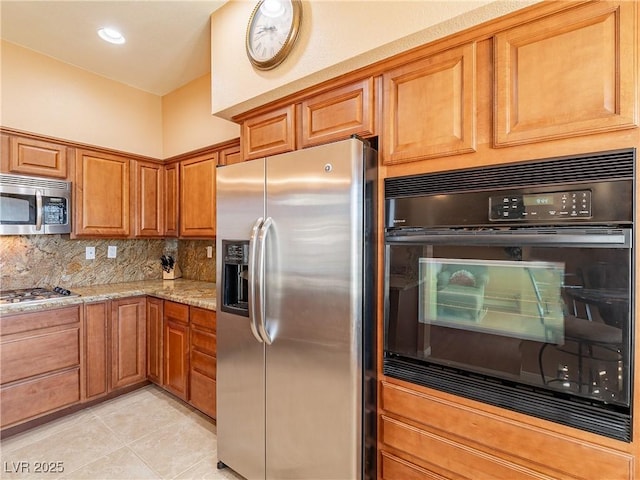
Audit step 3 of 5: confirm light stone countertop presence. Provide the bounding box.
[0,279,216,316]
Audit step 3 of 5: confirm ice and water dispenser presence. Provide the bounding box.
[221,240,249,316]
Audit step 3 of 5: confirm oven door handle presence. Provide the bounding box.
[385,230,631,248]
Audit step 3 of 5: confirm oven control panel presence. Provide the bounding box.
[489,190,592,221]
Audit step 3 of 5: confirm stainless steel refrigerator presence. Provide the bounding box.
[215,137,377,480]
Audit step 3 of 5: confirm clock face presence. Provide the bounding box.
[246,0,302,70]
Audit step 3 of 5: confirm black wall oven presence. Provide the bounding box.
[384,149,634,441]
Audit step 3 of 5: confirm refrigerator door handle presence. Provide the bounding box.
[248,217,264,344]
[256,216,274,345]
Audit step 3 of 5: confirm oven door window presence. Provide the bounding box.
[385,233,631,408]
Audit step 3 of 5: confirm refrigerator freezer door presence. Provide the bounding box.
[264,139,365,479]
[216,158,267,480]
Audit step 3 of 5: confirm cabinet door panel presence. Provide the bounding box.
[242,105,295,160]
[75,149,130,237]
[8,136,68,178]
[300,77,376,148]
[383,42,476,164]
[84,302,109,400]
[146,297,163,385]
[164,321,189,400]
[494,1,637,146]
[133,161,163,237]
[111,298,146,389]
[219,144,242,166]
[179,154,217,238]
[163,163,179,237]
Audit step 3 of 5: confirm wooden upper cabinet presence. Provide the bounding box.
[179,153,217,238]
[219,143,242,166]
[3,135,69,179]
[299,77,376,148]
[382,42,477,165]
[242,104,295,160]
[74,149,130,237]
[132,160,163,237]
[494,1,638,147]
[163,162,179,237]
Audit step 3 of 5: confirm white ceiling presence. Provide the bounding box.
[0,0,228,96]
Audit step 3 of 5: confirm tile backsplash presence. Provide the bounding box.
[0,235,216,290]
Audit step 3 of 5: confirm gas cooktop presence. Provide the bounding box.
[0,287,79,305]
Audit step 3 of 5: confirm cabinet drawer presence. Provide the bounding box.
[1,327,80,384]
[0,368,80,428]
[191,350,216,379]
[381,451,447,480]
[382,415,555,480]
[190,307,216,331]
[190,370,216,418]
[164,301,189,324]
[1,305,80,336]
[381,382,633,480]
[191,328,216,356]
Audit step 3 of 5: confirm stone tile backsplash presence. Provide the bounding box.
[0,236,216,290]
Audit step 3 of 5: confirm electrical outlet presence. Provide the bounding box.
[206,246,213,258]
[108,246,117,258]
[86,246,95,260]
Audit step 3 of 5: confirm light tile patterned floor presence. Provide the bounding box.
[0,385,244,480]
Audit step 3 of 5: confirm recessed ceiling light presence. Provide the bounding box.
[97,27,125,45]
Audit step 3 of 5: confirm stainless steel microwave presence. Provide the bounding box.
[0,173,71,235]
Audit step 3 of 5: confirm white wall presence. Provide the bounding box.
[210,0,540,119]
[162,73,240,158]
[1,41,163,158]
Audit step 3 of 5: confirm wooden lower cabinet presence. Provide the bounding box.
[146,297,164,385]
[83,297,146,401]
[0,297,216,432]
[163,301,190,400]
[159,301,216,416]
[84,301,110,400]
[189,306,216,418]
[111,297,146,389]
[0,306,81,429]
[379,380,634,480]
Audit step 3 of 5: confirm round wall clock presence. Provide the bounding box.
[246,0,302,70]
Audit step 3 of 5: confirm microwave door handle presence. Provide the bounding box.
[248,217,264,344]
[256,217,273,345]
[35,189,43,231]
